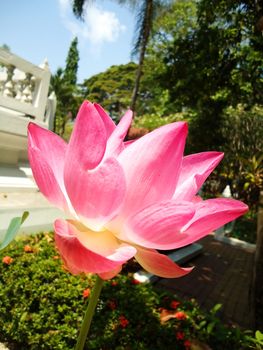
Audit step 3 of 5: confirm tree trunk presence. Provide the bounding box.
[130,0,153,112]
[253,191,263,329]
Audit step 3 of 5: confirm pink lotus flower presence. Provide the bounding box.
[28,101,247,280]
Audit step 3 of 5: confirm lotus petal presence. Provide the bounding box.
[118,122,188,217]
[172,198,248,248]
[28,123,68,211]
[94,103,116,138]
[65,158,126,231]
[65,101,106,172]
[173,152,224,201]
[135,247,193,278]
[54,219,136,275]
[105,110,133,157]
[124,201,195,250]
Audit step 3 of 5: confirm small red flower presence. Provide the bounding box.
[111,281,118,286]
[131,278,140,285]
[108,300,117,310]
[83,288,91,298]
[53,255,60,260]
[184,339,191,349]
[176,331,185,340]
[170,300,180,309]
[24,245,33,253]
[2,256,13,265]
[119,315,129,328]
[175,311,187,320]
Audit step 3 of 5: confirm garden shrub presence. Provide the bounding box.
[0,233,261,349]
[132,112,189,132]
[220,104,263,213]
[223,213,257,244]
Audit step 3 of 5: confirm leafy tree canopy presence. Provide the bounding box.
[50,37,80,135]
[81,62,154,120]
[63,37,79,86]
[145,0,263,150]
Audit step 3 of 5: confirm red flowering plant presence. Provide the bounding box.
[0,234,261,349]
[82,289,90,299]
[24,245,34,253]
[2,256,13,265]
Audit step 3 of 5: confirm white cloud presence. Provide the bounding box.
[58,0,71,17]
[57,0,126,48]
[83,6,126,45]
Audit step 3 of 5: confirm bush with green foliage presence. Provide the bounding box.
[224,213,257,244]
[220,105,263,213]
[133,111,190,132]
[0,233,261,349]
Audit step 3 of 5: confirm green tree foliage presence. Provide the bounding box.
[144,0,198,116]
[50,38,80,136]
[141,0,263,209]
[221,105,263,211]
[72,0,85,19]
[0,44,10,51]
[146,0,263,150]
[81,62,152,120]
[63,37,79,86]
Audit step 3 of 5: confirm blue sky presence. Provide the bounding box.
[0,0,135,82]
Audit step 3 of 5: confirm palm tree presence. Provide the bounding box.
[50,68,77,135]
[72,0,169,112]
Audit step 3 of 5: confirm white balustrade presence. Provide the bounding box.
[0,48,54,124]
[0,48,56,165]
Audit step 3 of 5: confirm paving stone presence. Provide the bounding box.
[155,235,254,329]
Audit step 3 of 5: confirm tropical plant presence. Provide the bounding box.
[49,38,80,136]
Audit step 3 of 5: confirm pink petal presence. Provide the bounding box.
[28,123,68,210]
[65,157,126,231]
[54,219,136,275]
[174,198,248,248]
[99,266,122,280]
[94,103,116,138]
[65,101,106,171]
[118,122,188,218]
[105,110,133,157]
[135,247,193,278]
[173,152,224,201]
[124,201,195,250]
[123,140,135,148]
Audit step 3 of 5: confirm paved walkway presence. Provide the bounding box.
[156,235,255,330]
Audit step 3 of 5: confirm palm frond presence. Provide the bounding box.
[131,0,170,58]
[72,0,95,20]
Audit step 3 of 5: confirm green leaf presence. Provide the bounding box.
[0,211,29,250]
[210,303,222,315]
[207,322,215,334]
[255,330,263,344]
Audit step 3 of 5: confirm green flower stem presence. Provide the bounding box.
[75,275,104,350]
